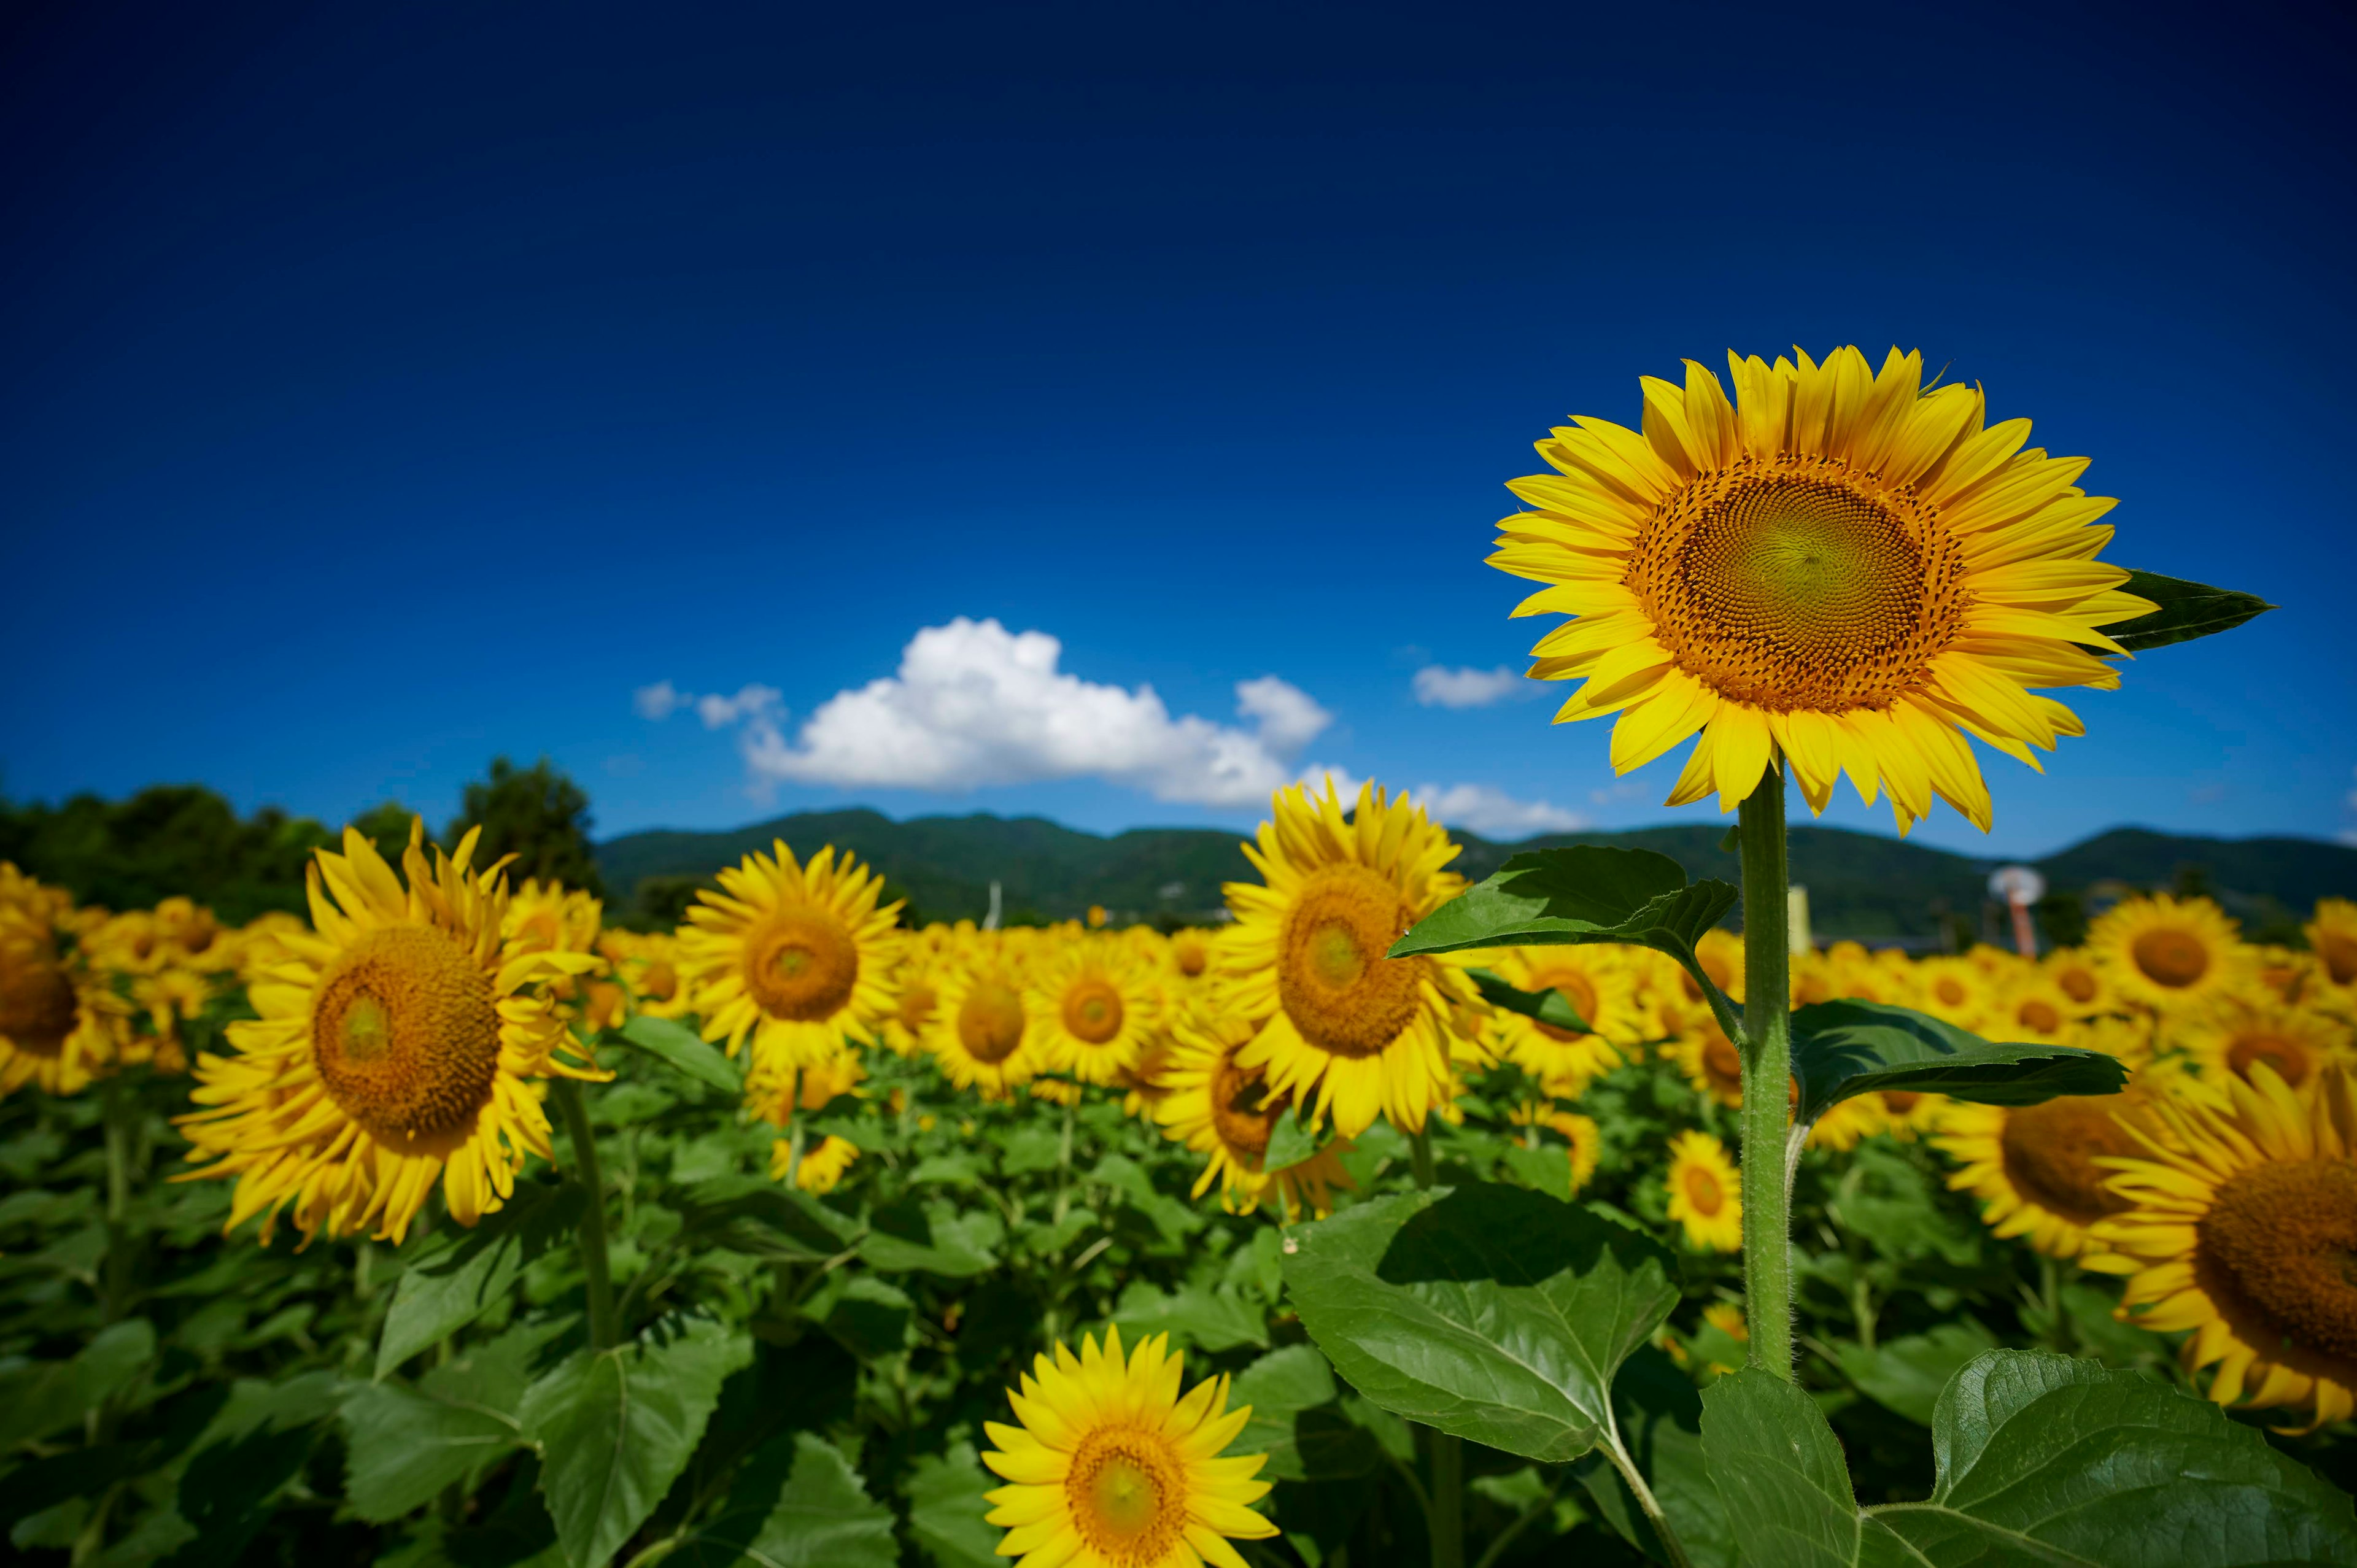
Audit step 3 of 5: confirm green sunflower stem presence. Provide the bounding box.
[1736,765,1795,1380]
[552,1078,619,1351]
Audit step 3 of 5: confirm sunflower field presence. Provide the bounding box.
[6,346,2356,1568]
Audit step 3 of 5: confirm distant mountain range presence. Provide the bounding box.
[597,810,2357,944]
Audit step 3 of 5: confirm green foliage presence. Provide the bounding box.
[2109,569,2275,652]
[1468,965,1593,1033]
[1787,1000,2127,1126]
[376,1180,586,1377]
[616,1014,745,1097]
[0,785,329,923]
[446,755,607,897]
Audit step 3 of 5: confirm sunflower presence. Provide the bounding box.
[1910,956,1994,1030]
[1666,1129,1742,1252]
[2040,946,2116,1018]
[1030,1076,1086,1107]
[2305,898,2357,1001]
[1932,1075,2183,1261]
[679,842,901,1069]
[1153,1005,1350,1218]
[2084,894,2254,1014]
[1493,347,2153,833]
[0,896,132,1099]
[1217,781,1484,1138]
[926,956,1043,1101]
[1031,937,1166,1087]
[176,823,601,1245]
[981,1326,1277,1568]
[2086,1065,2357,1430]
[775,1133,861,1194]
[1508,1101,1601,1194]
[2173,995,2354,1092]
[1166,929,1217,986]
[1659,1010,1746,1108]
[1872,1089,1949,1141]
[1478,944,1635,1099]
[1805,1094,1885,1152]
[1992,975,2076,1043]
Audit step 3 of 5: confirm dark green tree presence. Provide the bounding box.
[445,757,606,897]
[0,785,330,922]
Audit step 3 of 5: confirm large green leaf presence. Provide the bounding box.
[1700,1352,2357,1567]
[522,1315,752,1568]
[678,1175,862,1262]
[1110,1281,1269,1354]
[1279,1182,1679,1462]
[159,1372,352,1568]
[1388,847,1736,1000]
[2108,569,2274,653]
[1229,1345,1390,1483]
[1789,1000,2126,1126]
[0,1318,155,1450]
[1466,966,1593,1034]
[341,1381,525,1523]
[859,1198,999,1276]
[614,1015,745,1096]
[376,1181,585,1377]
[1835,1319,1999,1427]
[665,1432,896,1568]
[902,1442,1004,1568]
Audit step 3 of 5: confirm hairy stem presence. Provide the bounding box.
[1603,1423,1695,1568]
[552,1079,619,1351]
[1737,765,1795,1379]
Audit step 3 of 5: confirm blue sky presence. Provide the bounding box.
[4,1,2352,858]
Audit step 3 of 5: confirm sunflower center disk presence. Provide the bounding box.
[310,922,501,1143]
[1210,1054,1280,1162]
[1686,1164,1725,1215]
[2017,998,2064,1035]
[1067,1431,1185,1564]
[1524,966,1598,1043]
[2199,1159,2357,1365]
[899,981,937,1032]
[1633,466,1961,712]
[1276,866,1423,1060]
[956,981,1027,1065]
[2131,927,2211,989]
[743,909,859,1021]
[1702,1028,1743,1095]
[0,941,79,1058]
[1998,1094,2145,1226]
[1062,978,1126,1046]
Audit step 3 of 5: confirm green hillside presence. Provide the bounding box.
[595,809,2357,944]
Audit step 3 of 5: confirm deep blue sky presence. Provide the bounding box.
[6,1,2353,857]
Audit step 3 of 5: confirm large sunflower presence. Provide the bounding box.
[925,954,1042,1101]
[1493,347,2154,832]
[1932,1073,2185,1261]
[1217,781,1484,1138]
[1153,1004,1350,1218]
[1477,944,1634,1099]
[176,824,600,1245]
[1031,935,1166,1087]
[2087,1066,2357,1430]
[0,888,132,1099]
[678,842,901,1069]
[981,1326,1277,1568]
[2084,893,2255,1014]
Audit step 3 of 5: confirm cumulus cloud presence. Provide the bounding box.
[695,684,783,729]
[729,618,1331,808]
[633,680,689,721]
[1413,664,1531,709]
[1416,783,1586,839]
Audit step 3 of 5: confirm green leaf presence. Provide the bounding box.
[678,1175,861,1262]
[1499,1140,1574,1200]
[615,1015,745,1096]
[902,1442,1004,1568]
[1109,1281,1269,1354]
[1789,1000,2126,1126]
[1230,1345,1388,1483]
[1388,847,1736,1002]
[1467,965,1592,1033]
[807,1273,913,1359]
[1700,1353,2357,1567]
[2108,569,2274,653]
[667,1432,896,1568]
[522,1316,753,1568]
[859,1198,999,1276]
[0,1318,155,1450]
[1698,1369,1861,1568]
[1279,1182,1679,1462]
[1835,1319,1999,1427]
[1576,1348,1735,1568]
[1262,1106,1320,1173]
[340,1381,527,1523]
[377,1181,585,1377]
[160,1372,352,1568]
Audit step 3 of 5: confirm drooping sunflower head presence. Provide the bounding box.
[1477,944,1634,1099]
[2088,1065,2357,1430]
[2085,894,2256,1013]
[678,841,901,1069]
[1029,935,1166,1086]
[1494,347,2156,833]
[924,956,1041,1100]
[175,821,601,1245]
[1665,1129,1742,1253]
[981,1326,1277,1568]
[1216,780,1484,1138]
[1153,1003,1351,1219]
[0,892,132,1100]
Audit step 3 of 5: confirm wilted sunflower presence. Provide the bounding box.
[0,895,131,1099]
[981,1326,1277,1568]
[1031,937,1166,1087]
[1477,945,1633,1099]
[2087,1065,2357,1430]
[679,842,900,1068]
[1666,1129,1741,1252]
[1493,347,2154,832]
[1154,1005,1351,1218]
[1217,781,1485,1138]
[2084,893,2253,1014]
[177,824,600,1245]
[926,956,1042,1101]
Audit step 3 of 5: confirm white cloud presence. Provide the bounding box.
[1296,762,1366,800]
[695,684,783,730]
[633,680,689,721]
[1416,783,1587,839]
[1413,665,1530,709]
[734,618,1329,808]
